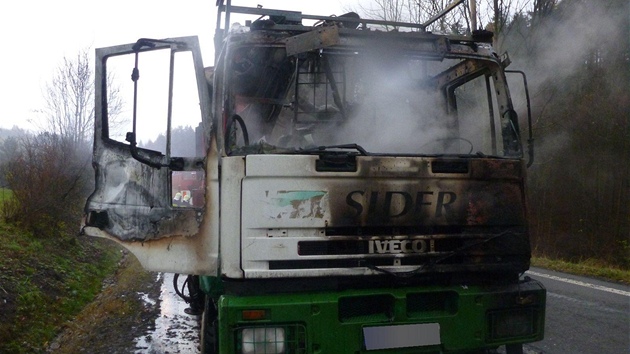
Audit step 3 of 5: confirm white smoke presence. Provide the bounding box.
[304,53,476,155]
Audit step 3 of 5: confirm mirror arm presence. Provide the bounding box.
[125,132,166,169]
[506,70,534,167]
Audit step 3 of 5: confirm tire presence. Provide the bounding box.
[505,344,524,354]
[200,295,218,354]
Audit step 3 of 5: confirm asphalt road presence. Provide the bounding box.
[524,267,630,354]
[134,273,201,354]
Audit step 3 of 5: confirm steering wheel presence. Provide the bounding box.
[224,114,249,154]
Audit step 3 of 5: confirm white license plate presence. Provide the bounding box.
[363,323,441,350]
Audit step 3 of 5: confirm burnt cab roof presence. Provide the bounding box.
[216,4,500,64]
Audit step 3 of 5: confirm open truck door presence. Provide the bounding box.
[82,36,219,275]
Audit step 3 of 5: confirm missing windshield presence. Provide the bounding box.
[224,43,514,157]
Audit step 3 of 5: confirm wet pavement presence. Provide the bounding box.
[134,273,201,354]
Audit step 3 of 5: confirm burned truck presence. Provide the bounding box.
[82,2,545,353]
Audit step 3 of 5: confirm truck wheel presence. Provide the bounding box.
[200,295,218,354]
[505,344,524,354]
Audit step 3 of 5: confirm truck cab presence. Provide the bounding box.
[83,3,545,353]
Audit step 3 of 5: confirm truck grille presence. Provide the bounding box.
[269,256,478,270]
[338,294,394,323]
[259,227,529,274]
[297,238,464,256]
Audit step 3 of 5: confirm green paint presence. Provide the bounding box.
[207,280,545,353]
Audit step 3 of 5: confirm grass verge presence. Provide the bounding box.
[0,222,123,354]
[0,187,11,199]
[48,252,161,353]
[532,256,630,285]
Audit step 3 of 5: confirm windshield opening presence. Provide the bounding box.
[223,44,517,157]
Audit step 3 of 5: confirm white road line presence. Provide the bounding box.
[527,270,630,297]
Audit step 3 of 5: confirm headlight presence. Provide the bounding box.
[488,308,536,340]
[241,327,285,354]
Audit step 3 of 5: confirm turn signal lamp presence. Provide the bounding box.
[242,309,268,321]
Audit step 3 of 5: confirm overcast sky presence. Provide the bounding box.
[0,0,348,131]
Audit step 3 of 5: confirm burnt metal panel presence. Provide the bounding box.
[285,26,449,58]
[285,25,341,55]
[241,155,530,277]
[433,59,487,89]
[85,141,203,241]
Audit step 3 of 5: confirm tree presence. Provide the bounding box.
[0,137,20,187]
[348,0,407,30]
[345,0,529,35]
[34,49,123,147]
[36,49,93,146]
[0,127,29,190]
[1,49,122,236]
[2,133,92,237]
[509,0,630,267]
[347,0,469,33]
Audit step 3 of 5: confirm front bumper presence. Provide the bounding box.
[216,277,545,353]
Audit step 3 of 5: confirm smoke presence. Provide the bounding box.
[503,0,629,162]
[509,1,628,95]
[297,52,488,155]
[325,58,451,153]
[508,1,630,261]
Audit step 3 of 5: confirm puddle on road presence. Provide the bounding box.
[134,273,200,354]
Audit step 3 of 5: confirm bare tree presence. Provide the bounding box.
[35,49,93,146]
[34,49,123,147]
[415,0,465,33]
[480,0,537,50]
[347,0,487,34]
[2,49,123,236]
[349,0,408,30]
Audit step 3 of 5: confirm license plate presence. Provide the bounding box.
[363,323,441,350]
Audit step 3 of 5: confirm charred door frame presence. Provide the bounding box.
[85,36,213,242]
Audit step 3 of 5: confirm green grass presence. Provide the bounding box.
[0,187,12,199]
[0,221,123,353]
[532,256,630,285]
